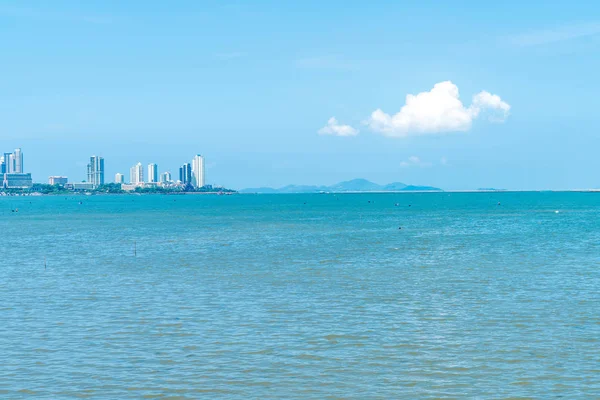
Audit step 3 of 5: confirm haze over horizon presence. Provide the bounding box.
[2,1,600,190]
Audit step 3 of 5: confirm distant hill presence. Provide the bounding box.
[328,179,382,192]
[240,179,442,193]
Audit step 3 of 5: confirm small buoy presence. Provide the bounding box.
[398,227,402,230]
[498,202,501,206]
[395,203,399,206]
[555,210,559,214]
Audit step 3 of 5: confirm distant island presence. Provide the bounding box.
[241,179,442,194]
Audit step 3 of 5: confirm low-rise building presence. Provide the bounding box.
[49,176,68,185]
[70,182,96,191]
[3,173,33,189]
[121,183,138,191]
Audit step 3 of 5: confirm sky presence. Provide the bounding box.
[1,0,600,190]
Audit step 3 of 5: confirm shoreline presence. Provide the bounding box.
[0,191,237,197]
[3,189,600,197]
[239,189,600,194]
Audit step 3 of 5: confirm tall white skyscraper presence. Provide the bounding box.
[148,163,158,183]
[130,163,144,185]
[115,173,125,184]
[191,154,205,188]
[13,148,23,173]
[8,154,15,173]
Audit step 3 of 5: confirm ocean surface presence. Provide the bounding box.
[1,192,599,399]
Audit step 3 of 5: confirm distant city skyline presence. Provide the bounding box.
[0,145,211,190]
[97,154,208,188]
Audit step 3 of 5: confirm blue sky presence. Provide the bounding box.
[1,0,600,190]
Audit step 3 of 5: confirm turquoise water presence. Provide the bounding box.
[1,192,599,399]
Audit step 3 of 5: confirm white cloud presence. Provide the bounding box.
[471,91,510,121]
[400,156,432,168]
[366,81,510,138]
[318,117,358,137]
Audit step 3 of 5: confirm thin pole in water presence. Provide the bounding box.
[134,241,137,257]
[44,257,47,269]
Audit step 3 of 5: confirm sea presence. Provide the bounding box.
[1,192,599,399]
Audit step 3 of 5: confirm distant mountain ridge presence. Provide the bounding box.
[241,179,441,193]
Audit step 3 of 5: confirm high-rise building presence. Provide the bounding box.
[87,156,104,188]
[3,152,12,173]
[192,154,205,188]
[160,172,171,183]
[148,163,158,183]
[115,173,125,184]
[130,163,144,185]
[14,148,23,173]
[8,154,15,173]
[179,163,192,184]
[1,148,32,188]
[2,153,15,174]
